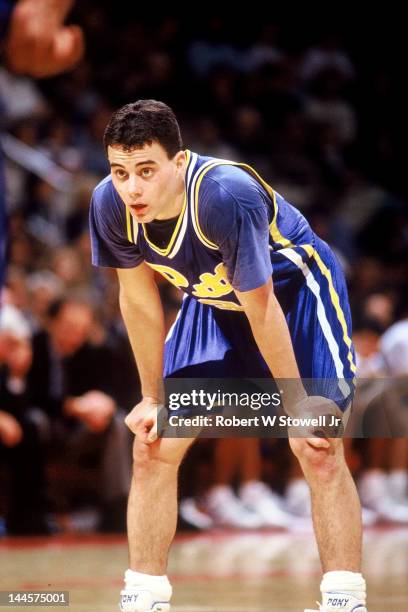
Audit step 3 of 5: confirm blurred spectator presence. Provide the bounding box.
[0,68,48,123]
[0,304,50,534]
[381,315,408,377]
[27,296,132,531]
[26,270,64,330]
[300,33,355,83]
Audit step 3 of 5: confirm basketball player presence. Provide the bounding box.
[90,100,367,612]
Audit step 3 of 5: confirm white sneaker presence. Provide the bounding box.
[305,592,367,611]
[205,485,262,528]
[239,481,293,528]
[179,497,214,530]
[120,589,171,611]
[120,571,172,612]
[359,471,408,523]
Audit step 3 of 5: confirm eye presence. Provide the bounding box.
[140,167,153,178]
[115,169,127,180]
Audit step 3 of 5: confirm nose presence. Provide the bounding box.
[128,175,143,199]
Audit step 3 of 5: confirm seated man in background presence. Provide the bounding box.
[0,303,50,534]
[27,295,132,531]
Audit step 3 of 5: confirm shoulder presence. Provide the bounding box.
[90,175,126,232]
[196,163,270,237]
[195,162,271,248]
[91,175,121,211]
[199,163,269,215]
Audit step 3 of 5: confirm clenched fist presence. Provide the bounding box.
[287,395,345,450]
[125,397,164,444]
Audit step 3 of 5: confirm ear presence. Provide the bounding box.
[174,150,186,171]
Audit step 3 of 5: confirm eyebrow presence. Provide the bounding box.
[110,160,157,169]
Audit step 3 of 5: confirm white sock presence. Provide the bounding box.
[124,569,172,597]
[321,571,366,604]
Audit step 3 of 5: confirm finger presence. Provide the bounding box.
[146,421,158,444]
[124,415,139,434]
[306,436,331,449]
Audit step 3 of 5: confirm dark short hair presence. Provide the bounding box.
[103,100,183,158]
[47,294,95,321]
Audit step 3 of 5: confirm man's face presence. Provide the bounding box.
[50,303,93,357]
[108,142,186,222]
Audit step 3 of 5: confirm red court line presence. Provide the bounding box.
[21,568,320,591]
[0,524,406,550]
[0,529,287,549]
[0,533,126,549]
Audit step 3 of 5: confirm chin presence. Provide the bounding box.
[140,212,156,223]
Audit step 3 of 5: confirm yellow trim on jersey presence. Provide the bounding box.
[145,262,189,289]
[192,263,234,299]
[198,298,244,312]
[193,161,222,249]
[141,150,191,257]
[234,162,295,249]
[193,159,296,251]
[310,249,357,374]
[126,207,133,243]
[141,193,187,256]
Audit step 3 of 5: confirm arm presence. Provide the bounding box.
[236,280,339,446]
[64,391,116,433]
[5,0,84,77]
[117,263,166,443]
[117,263,165,402]
[235,278,304,395]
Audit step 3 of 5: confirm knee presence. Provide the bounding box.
[289,437,344,483]
[132,440,181,481]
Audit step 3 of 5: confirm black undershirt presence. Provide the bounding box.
[145,216,179,249]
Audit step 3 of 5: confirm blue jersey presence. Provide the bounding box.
[91,150,317,310]
[90,150,356,406]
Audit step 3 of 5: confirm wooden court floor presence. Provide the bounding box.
[1,527,407,611]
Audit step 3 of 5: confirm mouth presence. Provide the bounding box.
[129,203,148,216]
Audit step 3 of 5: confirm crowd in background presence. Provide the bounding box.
[0,14,407,535]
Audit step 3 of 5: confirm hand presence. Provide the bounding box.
[66,391,116,433]
[287,395,345,450]
[5,0,84,77]
[125,397,162,444]
[0,411,23,447]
